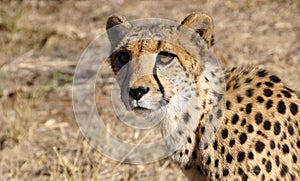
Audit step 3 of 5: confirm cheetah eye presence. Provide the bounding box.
[157,51,176,65]
[115,51,131,66]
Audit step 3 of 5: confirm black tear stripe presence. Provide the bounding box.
[153,63,166,100]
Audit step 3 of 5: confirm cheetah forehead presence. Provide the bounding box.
[109,20,211,65]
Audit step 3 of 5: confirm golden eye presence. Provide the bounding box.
[157,51,176,65]
[115,51,131,65]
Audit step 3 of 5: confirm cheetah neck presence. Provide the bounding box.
[160,71,223,167]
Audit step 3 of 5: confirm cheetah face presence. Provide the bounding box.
[109,40,195,117]
[106,14,215,120]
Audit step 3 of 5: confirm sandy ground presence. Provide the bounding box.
[0,0,299,180]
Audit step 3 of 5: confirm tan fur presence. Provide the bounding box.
[106,14,300,181]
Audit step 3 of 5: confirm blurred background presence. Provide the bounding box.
[0,0,299,180]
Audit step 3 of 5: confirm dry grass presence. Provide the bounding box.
[0,0,299,180]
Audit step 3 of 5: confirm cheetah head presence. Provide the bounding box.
[106,14,224,148]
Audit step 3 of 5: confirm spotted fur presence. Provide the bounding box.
[106,14,300,181]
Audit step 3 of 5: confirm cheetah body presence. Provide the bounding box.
[106,14,300,180]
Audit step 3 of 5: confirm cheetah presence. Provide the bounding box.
[105,13,300,180]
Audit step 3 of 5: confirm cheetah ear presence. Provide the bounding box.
[106,15,132,48]
[180,13,214,47]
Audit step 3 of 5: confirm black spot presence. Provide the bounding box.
[231,114,239,124]
[297,140,300,149]
[291,174,296,181]
[284,86,294,93]
[214,159,219,168]
[226,101,231,110]
[257,70,267,77]
[246,103,252,114]
[204,76,209,82]
[270,140,275,149]
[288,125,294,135]
[210,71,215,77]
[253,165,261,175]
[277,101,286,114]
[206,156,211,165]
[238,167,244,175]
[255,141,265,153]
[179,152,183,157]
[270,75,281,83]
[261,174,265,181]
[246,89,254,97]
[248,152,254,159]
[241,118,247,126]
[187,137,192,143]
[274,121,281,135]
[282,144,289,154]
[184,149,189,155]
[257,96,264,103]
[290,103,298,115]
[281,132,287,141]
[209,114,213,122]
[203,143,209,150]
[213,140,218,150]
[221,146,225,154]
[256,82,262,87]
[247,124,254,133]
[245,78,253,83]
[275,155,280,167]
[201,127,205,134]
[226,85,231,91]
[215,173,220,179]
[200,113,204,120]
[239,133,247,144]
[280,164,288,176]
[237,95,243,103]
[266,100,273,109]
[183,112,191,123]
[262,158,266,164]
[234,82,240,89]
[229,139,235,147]
[264,89,273,97]
[292,154,297,163]
[226,153,233,163]
[223,169,229,176]
[237,151,245,162]
[192,150,197,159]
[266,161,272,172]
[265,81,274,87]
[263,120,271,130]
[281,90,291,98]
[255,113,263,125]
[221,129,229,139]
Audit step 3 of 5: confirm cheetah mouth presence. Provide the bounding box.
[131,106,151,115]
[128,99,151,110]
[132,106,149,110]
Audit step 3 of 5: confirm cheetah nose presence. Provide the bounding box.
[129,86,149,100]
